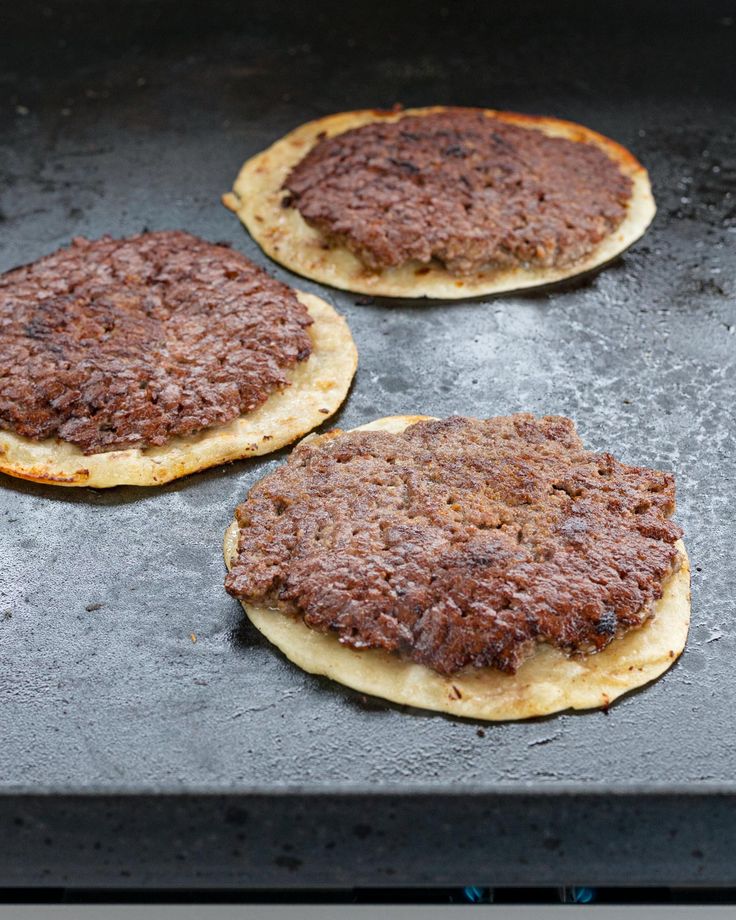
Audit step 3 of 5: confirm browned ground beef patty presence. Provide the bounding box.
[226,415,682,676]
[0,231,313,454]
[284,110,633,275]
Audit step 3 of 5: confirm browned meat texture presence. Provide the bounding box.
[0,231,313,454]
[284,110,633,275]
[226,415,681,676]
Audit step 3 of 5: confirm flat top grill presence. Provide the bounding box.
[1,0,735,890]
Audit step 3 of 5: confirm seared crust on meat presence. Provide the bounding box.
[226,106,655,299]
[226,413,681,674]
[284,109,633,275]
[0,232,314,454]
[0,269,357,489]
[223,416,690,721]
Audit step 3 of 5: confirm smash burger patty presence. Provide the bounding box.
[0,231,313,454]
[284,109,633,275]
[225,415,682,676]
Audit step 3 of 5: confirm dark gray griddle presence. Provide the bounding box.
[1,0,735,891]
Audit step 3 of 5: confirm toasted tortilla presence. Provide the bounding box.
[0,293,357,488]
[223,415,690,721]
[225,106,656,300]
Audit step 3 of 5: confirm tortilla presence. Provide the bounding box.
[225,106,656,300]
[223,415,690,721]
[0,293,357,488]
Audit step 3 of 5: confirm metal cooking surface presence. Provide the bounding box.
[1,0,734,791]
[1,0,735,884]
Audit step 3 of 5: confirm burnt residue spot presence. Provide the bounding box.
[543,837,561,851]
[353,824,372,839]
[692,849,705,860]
[85,602,104,612]
[691,277,728,297]
[594,609,617,636]
[275,855,302,871]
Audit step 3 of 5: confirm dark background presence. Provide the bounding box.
[1,0,735,890]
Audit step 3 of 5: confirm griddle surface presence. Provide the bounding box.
[1,0,735,888]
